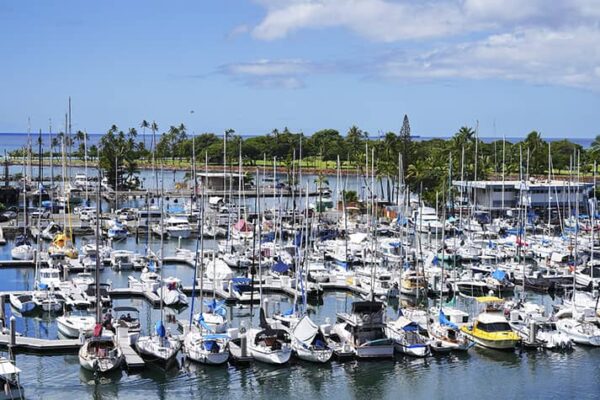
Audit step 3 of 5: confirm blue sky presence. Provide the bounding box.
[1,0,599,139]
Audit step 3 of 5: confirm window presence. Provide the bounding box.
[477,322,512,332]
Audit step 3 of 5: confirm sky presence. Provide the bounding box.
[1,0,599,139]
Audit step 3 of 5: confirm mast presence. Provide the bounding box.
[189,138,202,330]
[95,167,101,323]
[159,163,165,325]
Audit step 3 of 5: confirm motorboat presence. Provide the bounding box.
[307,261,330,283]
[163,216,193,239]
[506,302,572,350]
[332,301,394,359]
[8,293,36,314]
[400,269,427,296]
[385,314,431,357]
[157,277,188,307]
[110,250,135,270]
[57,311,96,338]
[460,297,520,350]
[106,220,128,241]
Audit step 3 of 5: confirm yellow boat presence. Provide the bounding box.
[460,296,521,350]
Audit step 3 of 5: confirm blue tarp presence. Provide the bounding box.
[204,299,227,317]
[231,277,252,285]
[439,310,459,330]
[155,320,166,337]
[402,322,419,332]
[491,269,507,281]
[196,313,217,332]
[272,260,290,274]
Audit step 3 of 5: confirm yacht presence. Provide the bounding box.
[331,301,394,358]
[291,315,333,363]
[386,314,431,357]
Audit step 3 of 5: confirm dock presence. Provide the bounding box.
[120,343,145,369]
[0,334,80,353]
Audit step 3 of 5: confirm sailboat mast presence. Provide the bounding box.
[159,164,165,325]
[95,168,101,323]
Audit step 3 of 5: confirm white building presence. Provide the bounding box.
[452,179,594,215]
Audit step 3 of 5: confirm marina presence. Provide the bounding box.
[2,2,600,398]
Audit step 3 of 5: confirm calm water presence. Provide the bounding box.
[0,233,599,400]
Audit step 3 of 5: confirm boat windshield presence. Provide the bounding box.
[477,322,512,332]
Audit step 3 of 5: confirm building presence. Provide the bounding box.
[197,172,248,192]
[452,179,595,216]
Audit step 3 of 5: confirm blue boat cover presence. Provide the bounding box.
[491,269,507,281]
[272,260,290,274]
[439,310,459,330]
[197,313,215,332]
[402,322,419,332]
[232,277,252,285]
[155,320,166,337]
[204,299,227,317]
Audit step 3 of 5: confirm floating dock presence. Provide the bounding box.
[0,334,80,353]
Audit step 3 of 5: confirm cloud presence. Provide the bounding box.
[250,0,600,42]
[219,59,316,88]
[378,26,600,89]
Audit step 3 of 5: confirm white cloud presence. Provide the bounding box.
[220,59,314,88]
[379,26,600,89]
[250,0,600,42]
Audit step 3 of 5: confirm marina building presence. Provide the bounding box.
[452,179,595,216]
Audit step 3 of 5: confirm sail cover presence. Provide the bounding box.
[292,315,318,345]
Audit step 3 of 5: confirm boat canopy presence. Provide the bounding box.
[231,277,252,285]
[292,315,318,345]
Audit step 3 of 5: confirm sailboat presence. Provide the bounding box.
[184,147,230,365]
[11,186,34,261]
[135,166,181,365]
[78,170,123,373]
[246,177,292,365]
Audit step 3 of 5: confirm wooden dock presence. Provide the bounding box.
[0,334,81,353]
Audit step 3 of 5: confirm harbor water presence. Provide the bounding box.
[0,234,598,400]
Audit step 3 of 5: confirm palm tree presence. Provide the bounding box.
[150,121,159,164]
[140,120,149,150]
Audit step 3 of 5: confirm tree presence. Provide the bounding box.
[140,120,149,150]
[399,115,412,173]
[308,129,344,161]
[522,131,546,175]
[345,125,366,166]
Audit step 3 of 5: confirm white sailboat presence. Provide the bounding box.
[136,166,181,365]
[78,164,123,373]
[183,147,230,365]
